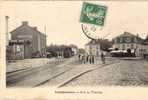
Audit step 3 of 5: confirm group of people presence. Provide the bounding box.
[78,52,106,64]
[78,54,95,64]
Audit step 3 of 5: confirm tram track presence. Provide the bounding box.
[6,59,69,87]
[34,58,120,87]
[34,61,81,87]
[7,56,119,87]
[57,60,120,88]
[34,66,73,87]
[6,57,79,87]
[6,60,62,78]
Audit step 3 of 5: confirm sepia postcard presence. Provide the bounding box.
[0,0,148,100]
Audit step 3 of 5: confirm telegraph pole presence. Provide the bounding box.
[44,25,47,57]
[5,16,9,46]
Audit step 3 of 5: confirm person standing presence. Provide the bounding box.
[86,55,89,63]
[81,55,84,64]
[101,52,105,64]
[92,55,95,64]
[78,54,81,61]
[89,55,92,64]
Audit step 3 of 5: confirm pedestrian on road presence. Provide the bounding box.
[81,55,84,64]
[84,55,86,64]
[101,52,105,64]
[92,55,95,64]
[89,55,92,64]
[86,55,89,63]
[78,54,81,61]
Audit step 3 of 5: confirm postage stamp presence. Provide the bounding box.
[80,2,107,26]
[80,2,108,40]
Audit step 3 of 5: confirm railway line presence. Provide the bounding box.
[6,56,119,87]
[6,58,76,87]
[57,60,120,88]
[38,58,120,87]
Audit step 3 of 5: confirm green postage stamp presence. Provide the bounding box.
[80,2,107,26]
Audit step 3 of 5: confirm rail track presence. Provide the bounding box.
[6,56,81,87]
[6,58,70,87]
[57,59,120,88]
[34,58,120,87]
[6,57,119,87]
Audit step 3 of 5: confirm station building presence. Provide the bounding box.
[7,21,46,60]
[112,31,148,57]
[85,40,101,56]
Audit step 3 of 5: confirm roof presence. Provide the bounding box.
[143,35,148,45]
[118,31,135,37]
[113,31,144,43]
[86,39,101,45]
[10,21,46,37]
[144,35,148,42]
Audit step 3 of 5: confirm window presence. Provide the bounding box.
[120,38,123,43]
[134,37,137,43]
[114,39,117,43]
[131,44,134,49]
[122,44,125,50]
[125,37,131,43]
[136,45,138,48]
[89,45,92,50]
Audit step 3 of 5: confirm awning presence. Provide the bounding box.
[111,49,135,53]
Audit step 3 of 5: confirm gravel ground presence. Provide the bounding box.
[64,59,148,87]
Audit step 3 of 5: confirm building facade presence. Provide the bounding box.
[112,31,148,56]
[85,40,101,56]
[8,21,46,59]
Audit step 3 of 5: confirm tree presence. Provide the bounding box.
[100,39,112,51]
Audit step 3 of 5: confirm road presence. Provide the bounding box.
[6,56,148,87]
[63,59,148,87]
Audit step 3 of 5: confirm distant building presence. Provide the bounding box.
[46,45,74,58]
[85,40,101,56]
[8,21,46,59]
[85,39,112,56]
[112,31,148,57]
[78,48,85,54]
[69,44,78,55]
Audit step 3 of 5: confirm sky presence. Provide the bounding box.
[1,1,148,48]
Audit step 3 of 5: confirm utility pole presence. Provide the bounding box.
[5,16,9,46]
[44,25,47,57]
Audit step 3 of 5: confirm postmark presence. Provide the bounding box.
[80,2,108,40]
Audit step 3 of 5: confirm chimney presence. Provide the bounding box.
[22,21,28,25]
